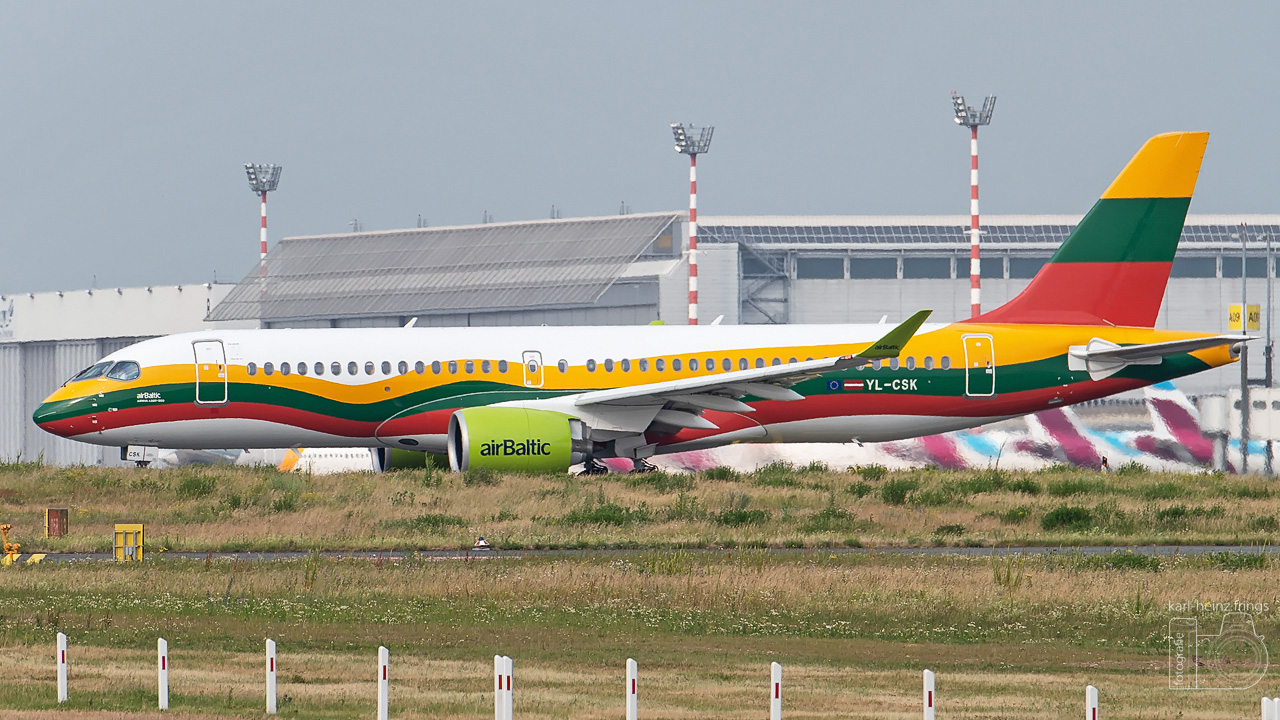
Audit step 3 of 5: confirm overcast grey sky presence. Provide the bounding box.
[2,2,1276,293]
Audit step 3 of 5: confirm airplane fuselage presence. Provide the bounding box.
[33,321,1235,455]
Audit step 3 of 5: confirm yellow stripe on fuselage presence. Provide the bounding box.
[1099,131,1209,200]
[44,323,1233,406]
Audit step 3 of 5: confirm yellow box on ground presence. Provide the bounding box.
[114,523,144,562]
[1229,304,1261,331]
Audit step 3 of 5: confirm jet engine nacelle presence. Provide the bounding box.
[447,407,588,473]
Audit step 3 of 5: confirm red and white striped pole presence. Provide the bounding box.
[1086,684,1099,720]
[260,190,269,280]
[969,125,981,318]
[688,153,699,325]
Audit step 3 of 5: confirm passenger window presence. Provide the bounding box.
[707,357,716,371]
[772,358,781,366]
[788,357,797,364]
[756,358,765,368]
[604,359,614,372]
[499,360,509,373]
[432,360,442,374]
[722,358,732,372]
[586,359,597,372]
[889,358,899,370]
[398,361,408,375]
[448,360,458,374]
[347,362,358,376]
[941,356,951,370]
[558,359,569,373]
[106,361,141,381]
[672,358,683,372]
[621,358,631,372]
[331,362,341,376]
[689,358,699,371]
[264,362,275,376]
[656,358,665,372]
[365,362,375,375]
[906,357,916,370]
[380,361,391,375]
[315,362,325,376]
[924,356,935,370]
[414,361,425,374]
[297,362,308,376]
[482,360,492,373]
[247,362,258,377]
[639,358,649,371]
[739,358,749,370]
[282,362,292,376]
[872,360,882,370]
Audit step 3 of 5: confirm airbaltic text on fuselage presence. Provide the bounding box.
[480,439,553,457]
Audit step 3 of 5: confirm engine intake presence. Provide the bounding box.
[447,407,588,473]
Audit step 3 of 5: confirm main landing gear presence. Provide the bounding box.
[579,458,609,475]
[630,458,658,474]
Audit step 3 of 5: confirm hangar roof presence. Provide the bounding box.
[209,213,681,322]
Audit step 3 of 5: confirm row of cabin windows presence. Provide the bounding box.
[245,359,513,377]
[245,355,955,378]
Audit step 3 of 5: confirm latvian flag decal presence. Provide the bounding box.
[843,380,864,391]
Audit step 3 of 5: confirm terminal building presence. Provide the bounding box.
[3,212,1277,464]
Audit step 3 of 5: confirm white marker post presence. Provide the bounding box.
[626,658,638,720]
[770,662,782,720]
[1086,685,1099,720]
[923,669,935,720]
[158,637,169,710]
[495,655,504,720]
[377,646,389,720]
[503,655,513,720]
[56,632,68,703]
[266,639,277,714]
[1263,697,1276,720]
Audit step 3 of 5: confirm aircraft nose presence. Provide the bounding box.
[32,395,74,436]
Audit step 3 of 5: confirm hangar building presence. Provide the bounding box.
[3,211,1277,464]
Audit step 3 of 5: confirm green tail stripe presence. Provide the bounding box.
[1050,196,1191,264]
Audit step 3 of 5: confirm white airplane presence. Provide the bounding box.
[34,132,1250,474]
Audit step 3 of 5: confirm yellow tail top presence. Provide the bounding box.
[1100,131,1209,200]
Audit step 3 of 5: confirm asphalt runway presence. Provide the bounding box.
[10,544,1279,564]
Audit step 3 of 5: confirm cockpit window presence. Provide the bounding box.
[67,361,112,384]
[105,361,141,382]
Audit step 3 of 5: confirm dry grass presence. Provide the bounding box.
[2,549,1279,717]
[0,461,1277,552]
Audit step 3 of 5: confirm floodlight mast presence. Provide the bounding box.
[244,164,283,289]
[950,93,996,318]
[671,123,714,325]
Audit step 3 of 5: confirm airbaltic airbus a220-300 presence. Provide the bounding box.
[35,132,1249,473]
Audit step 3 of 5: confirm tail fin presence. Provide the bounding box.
[972,131,1209,327]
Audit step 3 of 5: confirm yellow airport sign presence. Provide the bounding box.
[1229,304,1261,331]
[114,523,144,562]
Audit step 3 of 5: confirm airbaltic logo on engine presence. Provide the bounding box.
[480,439,553,457]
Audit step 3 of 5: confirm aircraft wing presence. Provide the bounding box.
[491,310,931,437]
[1068,335,1253,381]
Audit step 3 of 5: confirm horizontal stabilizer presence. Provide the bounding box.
[1069,335,1252,381]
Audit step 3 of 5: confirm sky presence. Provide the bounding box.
[1,1,1277,293]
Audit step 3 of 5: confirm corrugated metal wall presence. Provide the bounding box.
[0,344,22,461]
[21,342,59,464]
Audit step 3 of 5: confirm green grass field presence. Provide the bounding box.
[0,460,1276,553]
[2,462,1278,718]
[2,550,1277,718]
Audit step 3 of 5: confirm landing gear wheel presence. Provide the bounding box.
[631,459,658,474]
[135,461,151,468]
[579,458,608,475]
